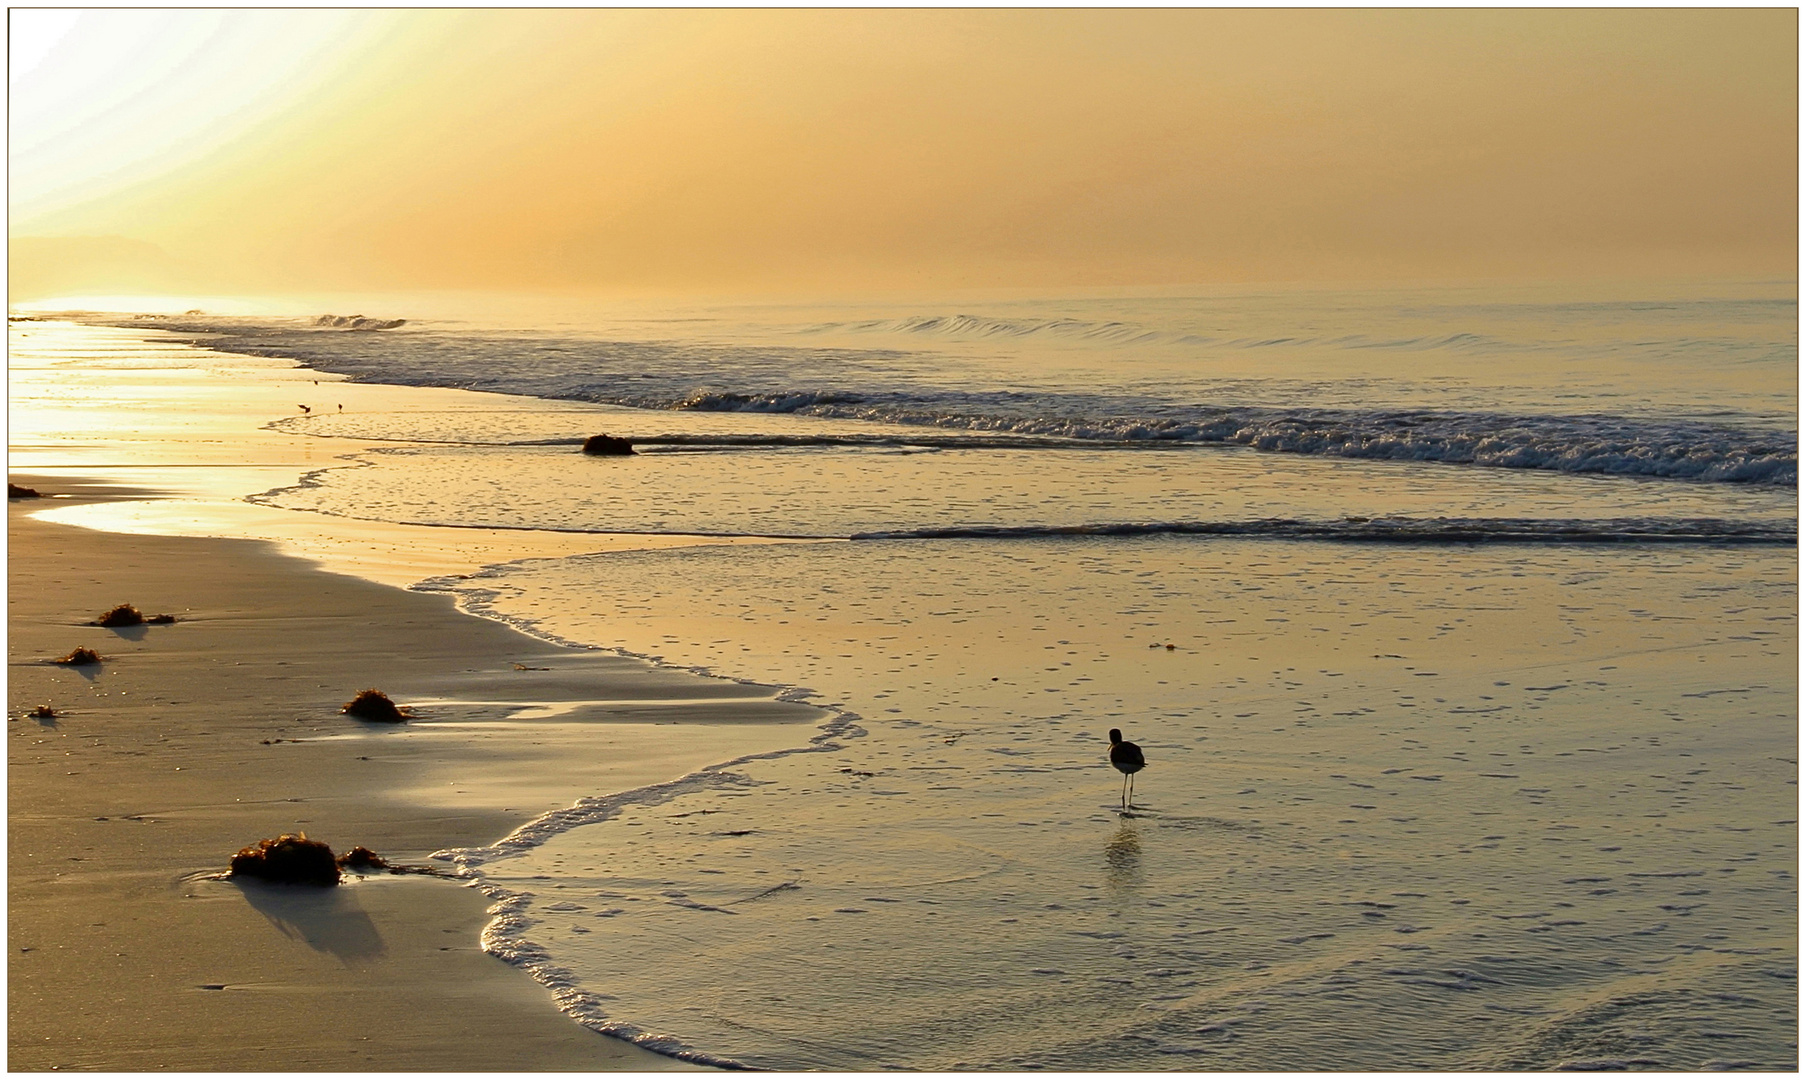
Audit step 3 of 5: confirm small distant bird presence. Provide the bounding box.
[1108,728,1145,810]
[297,404,311,414]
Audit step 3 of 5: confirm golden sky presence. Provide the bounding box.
[9,8,1798,300]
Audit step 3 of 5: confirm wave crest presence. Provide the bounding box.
[633,394,1797,486]
[313,314,406,330]
[850,517,1798,545]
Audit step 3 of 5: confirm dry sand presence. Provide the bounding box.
[8,477,819,1069]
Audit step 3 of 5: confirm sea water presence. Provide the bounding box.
[72,283,1798,1068]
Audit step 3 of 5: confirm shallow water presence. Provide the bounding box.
[432,536,1796,1069]
[30,281,1802,1069]
[259,436,1794,541]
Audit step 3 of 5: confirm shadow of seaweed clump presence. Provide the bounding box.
[342,689,408,723]
[230,834,341,886]
[54,647,101,666]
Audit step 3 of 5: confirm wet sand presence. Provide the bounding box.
[7,319,833,1068]
[7,478,816,1069]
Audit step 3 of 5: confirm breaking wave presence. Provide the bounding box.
[645,395,1796,486]
[849,516,1798,545]
[75,311,1799,487]
[313,313,407,330]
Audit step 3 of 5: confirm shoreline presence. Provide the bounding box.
[9,478,827,1069]
[9,482,722,1068]
[7,319,828,1069]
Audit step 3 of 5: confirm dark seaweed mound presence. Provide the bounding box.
[230,834,341,886]
[343,688,407,722]
[336,846,390,871]
[95,604,144,627]
[581,434,635,456]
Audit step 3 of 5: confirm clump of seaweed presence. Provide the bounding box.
[581,434,635,456]
[95,604,143,627]
[91,604,177,627]
[343,688,408,723]
[229,833,341,886]
[337,846,390,871]
[54,647,101,666]
[8,483,42,499]
[29,705,58,719]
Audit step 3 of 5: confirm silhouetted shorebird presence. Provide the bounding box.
[1108,728,1145,810]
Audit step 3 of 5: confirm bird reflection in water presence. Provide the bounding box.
[1104,821,1143,888]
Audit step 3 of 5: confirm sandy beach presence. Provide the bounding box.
[8,478,815,1069]
[9,471,857,1069]
[6,324,824,1068]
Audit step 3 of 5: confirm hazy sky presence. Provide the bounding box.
[9,8,1798,299]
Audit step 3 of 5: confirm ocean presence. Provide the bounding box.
[40,282,1800,1068]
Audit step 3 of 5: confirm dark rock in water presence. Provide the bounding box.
[343,688,407,722]
[581,434,636,456]
[337,846,390,871]
[230,833,341,886]
[54,647,101,666]
[9,483,41,499]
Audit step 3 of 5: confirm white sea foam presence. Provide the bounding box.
[312,313,407,330]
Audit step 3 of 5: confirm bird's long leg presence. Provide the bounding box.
[1127,773,1135,810]
[1120,773,1129,810]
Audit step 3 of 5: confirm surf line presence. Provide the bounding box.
[849,517,1799,545]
